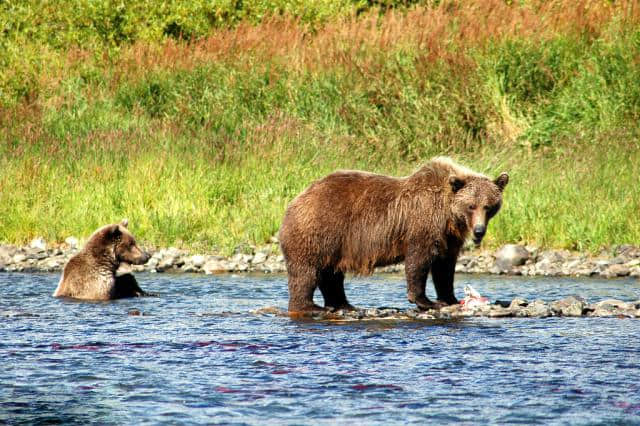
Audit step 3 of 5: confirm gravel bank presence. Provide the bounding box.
[1,238,639,279]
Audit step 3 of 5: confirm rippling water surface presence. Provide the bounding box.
[2,272,640,424]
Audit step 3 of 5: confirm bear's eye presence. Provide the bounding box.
[486,205,499,217]
[468,204,476,211]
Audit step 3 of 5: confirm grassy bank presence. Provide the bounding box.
[1,1,639,253]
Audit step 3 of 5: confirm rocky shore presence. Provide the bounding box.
[253,296,640,319]
[1,237,640,279]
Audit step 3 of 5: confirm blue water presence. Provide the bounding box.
[2,272,640,425]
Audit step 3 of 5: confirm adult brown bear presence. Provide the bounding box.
[53,219,150,300]
[279,157,508,313]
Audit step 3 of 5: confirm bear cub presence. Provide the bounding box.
[53,219,151,300]
[279,157,508,313]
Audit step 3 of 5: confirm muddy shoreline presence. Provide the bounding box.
[1,237,639,279]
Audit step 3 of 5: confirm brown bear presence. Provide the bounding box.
[279,157,508,313]
[53,219,151,300]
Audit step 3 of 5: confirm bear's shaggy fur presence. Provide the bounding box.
[279,157,508,313]
[53,220,150,300]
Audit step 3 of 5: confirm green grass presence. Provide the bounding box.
[1,1,639,253]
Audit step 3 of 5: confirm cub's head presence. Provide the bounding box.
[110,219,150,265]
[449,172,509,246]
[89,219,150,266]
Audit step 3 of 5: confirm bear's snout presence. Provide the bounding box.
[472,224,486,244]
[133,248,151,265]
[119,246,151,265]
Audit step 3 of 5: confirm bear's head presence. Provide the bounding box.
[107,219,151,266]
[449,172,509,246]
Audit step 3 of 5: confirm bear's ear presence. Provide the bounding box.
[494,172,509,191]
[449,175,466,193]
[120,219,129,228]
[108,224,122,239]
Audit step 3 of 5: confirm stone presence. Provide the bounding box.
[25,248,48,260]
[487,306,514,317]
[593,299,631,310]
[0,245,16,262]
[550,296,586,316]
[181,263,199,273]
[252,251,268,264]
[64,237,79,248]
[588,299,635,317]
[186,255,203,268]
[494,244,530,271]
[516,300,551,317]
[232,253,253,264]
[41,258,62,272]
[29,237,46,252]
[509,298,529,309]
[603,264,630,277]
[203,258,233,274]
[13,254,27,263]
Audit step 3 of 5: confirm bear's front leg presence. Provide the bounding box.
[431,257,459,305]
[405,254,439,310]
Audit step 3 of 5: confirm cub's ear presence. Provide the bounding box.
[120,218,129,228]
[449,175,466,193]
[108,224,122,238]
[494,172,509,191]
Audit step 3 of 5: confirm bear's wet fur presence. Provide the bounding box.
[279,157,508,313]
[53,219,151,300]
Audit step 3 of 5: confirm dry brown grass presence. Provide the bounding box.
[105,0,639,77]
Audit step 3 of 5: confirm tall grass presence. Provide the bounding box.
[1,0,639,253]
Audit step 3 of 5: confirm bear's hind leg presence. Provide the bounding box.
[287,265,324,313]
[318,269,355,311]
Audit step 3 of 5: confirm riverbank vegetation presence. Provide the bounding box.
[1,0,639,253]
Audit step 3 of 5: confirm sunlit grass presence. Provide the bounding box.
[1,1,639,253]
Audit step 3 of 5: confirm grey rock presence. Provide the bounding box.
[181,263,199,273]
[516,300,551,317]
[41,258,62,272]
[252,251,268,264]
[625,259,640,267]
[588,299,635,317]
[64,237,79,248]
[494,244,530,271]
[203,259,233,274]
[593,299,631,310]
[0,245,16,262]
[233,261,249,272]
[29,237,46,252]
[550,296,586,316]
[13,254,27,263]
[616,245,640,258]
[157,256,178,271]
[25,249,48,260]
[609,256,626,265]
[487,306,513,317]
[190,255,206,268]
[539,250,569,264]
[603,264,630,277]
[131,264,146,272]
[232,253,253,265]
